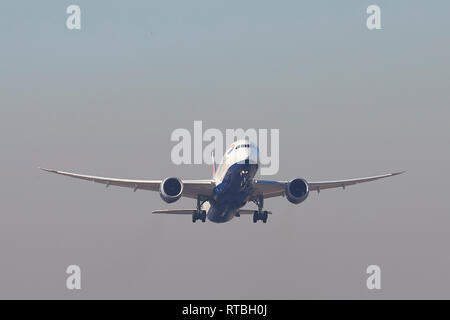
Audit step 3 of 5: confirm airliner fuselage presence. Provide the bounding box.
[206,141,259,222]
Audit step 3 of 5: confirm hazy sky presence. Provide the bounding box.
[0,0,449,299]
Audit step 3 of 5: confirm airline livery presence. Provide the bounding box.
[41,140,403,223]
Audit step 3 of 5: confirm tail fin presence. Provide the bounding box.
[211,151,216,179]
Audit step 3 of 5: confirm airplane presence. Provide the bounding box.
[40,139,404,224]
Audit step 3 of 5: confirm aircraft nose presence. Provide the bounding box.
[248,147,258,165]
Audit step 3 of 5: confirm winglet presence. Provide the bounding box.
[39,167,58,174]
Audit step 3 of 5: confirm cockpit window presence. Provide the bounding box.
[234,143,251,150]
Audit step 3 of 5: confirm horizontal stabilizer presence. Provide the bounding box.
[152,209,197,215]
[237,210,272,215]
[152,209,273,216]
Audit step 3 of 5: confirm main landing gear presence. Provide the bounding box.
[252,195,268,223]
[192,196,206,223]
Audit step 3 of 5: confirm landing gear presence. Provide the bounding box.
[192,196,207,223]
[252,195,268,223]
[192,211,206,223]
[240,170,251,189]
[253,210,268,223]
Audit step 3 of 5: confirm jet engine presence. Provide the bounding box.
[285,178,309,204]
[159,177,183,203]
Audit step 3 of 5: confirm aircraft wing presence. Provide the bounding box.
[252,171,404,199]
[40,168,215,199]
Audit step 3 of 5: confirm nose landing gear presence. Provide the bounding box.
[240,170,250,189]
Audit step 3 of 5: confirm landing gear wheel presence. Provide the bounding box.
[253,211,258,223]
[253,210,269,223]
[262,211,268,223]
[192,210,206,223]
[201,211,206,223]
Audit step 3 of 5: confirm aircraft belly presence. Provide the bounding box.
[208,162,258,223]
[207,204,237,223]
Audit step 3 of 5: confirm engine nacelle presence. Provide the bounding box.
[159,177,183,203]
[285,178,309,204]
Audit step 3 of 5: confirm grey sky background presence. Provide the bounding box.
[0,1,449,299]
